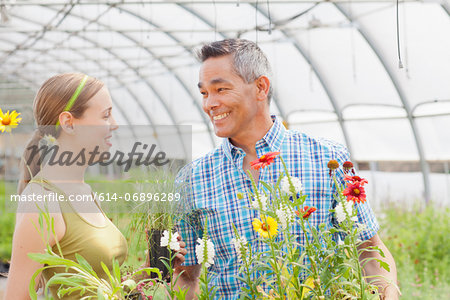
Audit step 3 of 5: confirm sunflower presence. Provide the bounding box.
[252,216,278,238]
[0,109,22,133]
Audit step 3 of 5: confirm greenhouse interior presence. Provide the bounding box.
[0,0,449,299]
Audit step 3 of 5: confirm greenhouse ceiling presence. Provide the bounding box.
[0,0,449,199]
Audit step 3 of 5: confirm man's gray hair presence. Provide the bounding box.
[197,39,273,103]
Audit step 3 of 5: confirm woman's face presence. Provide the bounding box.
[72,86,118,154]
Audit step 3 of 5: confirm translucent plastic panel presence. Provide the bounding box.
[342,105,406,120]
[171,66,204,117]
[288,111,338,124]
[80,31,136,48]
[258,41,334,114]
[109,88,152,125]
[359,171,426,208]
[290,121,347,147]
[125,81,174,125]
[416,116,450,161]
[353,2,450,107]
[46,48,86,62]
[345,119,418,161]
[141,72,203,124]
[192,130,217,159]
[192,3,271,31]
[76,47,126,67]
[414,102,450,117]
[10,5,59,25]
[184,122,220,159]
[295,27,401,108]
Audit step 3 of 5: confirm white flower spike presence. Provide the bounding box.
[160,230,181,251]
[196,237,215,267]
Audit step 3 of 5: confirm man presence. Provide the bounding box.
[174,39,398,299]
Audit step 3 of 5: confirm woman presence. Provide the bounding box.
[5,73,186,299]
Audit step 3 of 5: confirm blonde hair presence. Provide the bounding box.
[17,73,104,194]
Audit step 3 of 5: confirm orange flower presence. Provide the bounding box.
[295,205,317,219]
[343,182,367,203]
[344,175,368,186]
[250,152,280,170]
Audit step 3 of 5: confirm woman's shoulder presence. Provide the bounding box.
[17,181,63,214]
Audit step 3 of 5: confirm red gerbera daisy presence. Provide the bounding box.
[250,152,280,170]
[344,174,368,186]
[343,182,367,204]
[295,205,317,219]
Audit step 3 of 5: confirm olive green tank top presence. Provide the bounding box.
[29,177,128,299]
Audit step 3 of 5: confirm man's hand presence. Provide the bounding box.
[174,233,187,269]
[358,234,400,300]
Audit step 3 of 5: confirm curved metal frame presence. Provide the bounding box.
[249,3,356,158]
[10,8,187,156]
[2,16,152,145]
[114,5,217,148]
[334,3,431,203]
[177,3,288,121]
[2,1,448,198]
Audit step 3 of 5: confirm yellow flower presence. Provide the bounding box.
[252,216,278,238]
[0,109,22,133]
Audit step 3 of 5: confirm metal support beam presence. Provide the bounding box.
[115,6,217,149]
[251,3,356,160]
[178,3,289,122]
[335,3,431,204]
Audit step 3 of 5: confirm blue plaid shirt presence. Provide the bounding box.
[177,116,379,299]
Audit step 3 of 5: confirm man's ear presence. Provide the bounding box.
[255,75,270,102]
[58,111,75,135]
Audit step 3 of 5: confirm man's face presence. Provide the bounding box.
[198,55,259,139]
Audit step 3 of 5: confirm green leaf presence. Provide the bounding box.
[374,258,390,272]
[75,253,96,275]
[97,286,107,300]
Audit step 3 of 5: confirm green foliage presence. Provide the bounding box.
[0,181,15,261]
[230,159,384,299]
[2,170,450,299]
[378,203,450,299]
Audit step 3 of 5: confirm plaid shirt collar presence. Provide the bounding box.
[221,115,286,162]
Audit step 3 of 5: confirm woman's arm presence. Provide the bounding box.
[5,203,65,299]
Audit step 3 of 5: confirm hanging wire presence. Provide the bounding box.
[402,0,410,78]
[396,0,404,68]
[307,14,313,92]
[266,0,272,34]
[255,0,259,43]
[213,0,217,40]
[349,0,357,82]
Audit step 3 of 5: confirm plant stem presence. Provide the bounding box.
[299,217,325,297]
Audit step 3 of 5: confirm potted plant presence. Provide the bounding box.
[128,166,191,282]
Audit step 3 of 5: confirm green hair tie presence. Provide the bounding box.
[55,75,89,130]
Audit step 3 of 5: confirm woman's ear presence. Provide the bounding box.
[58,111,75,135]
[255,75,270,103]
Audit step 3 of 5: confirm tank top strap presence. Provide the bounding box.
[28,177,74,213]
[28,177,106,217]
